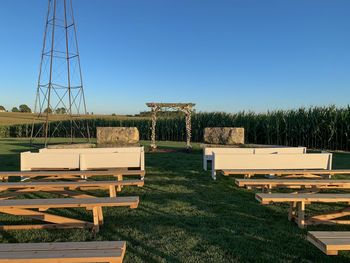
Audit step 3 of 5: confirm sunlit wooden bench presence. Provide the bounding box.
[0,241,126,263]
[307,231,350,256]
[0,179,144,200]
[0,196,139,232]
[256,193,350,228]
[21,146,145,172]
[235,177,350,192]
[211,153,332,179]
[203,146,306,171]
[0,169,146,182]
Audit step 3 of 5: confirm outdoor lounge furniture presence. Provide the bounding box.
[256,193,350,228]
[0,196,139,232]
[203,146,306,170]
[0,241,126,263]
[211,152,332,179]
[0,179,144,199]
[235,177,350,192]
[307,231,350,256]
[21,146,145,172]
[0,169,146,181]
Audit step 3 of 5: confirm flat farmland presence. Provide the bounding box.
[0,112,145,126]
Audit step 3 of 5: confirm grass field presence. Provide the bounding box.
[0,138,350,262]
[0,112,144,125]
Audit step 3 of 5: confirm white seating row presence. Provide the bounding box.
[203,146,306,170]
[21,147,145,172]
[211,152,332,179]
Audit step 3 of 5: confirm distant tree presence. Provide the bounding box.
[44,107,53,114]
[0,105,5,111]
[55,107,66,114]
[112,113,116,116]
[11,107,19,112]
[19,104,32,113]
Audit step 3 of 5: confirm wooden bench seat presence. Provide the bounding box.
[307,231,350,255]
[212,153,332,180]
[0,179,144,199]
[0,241,126,263]
[256,193,350,228]
[0,169,146,181]
[222,168,348,179]
[235,178,350,192]
[0,196,139,232]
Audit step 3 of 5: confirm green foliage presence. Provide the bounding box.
[44,107,52,114]
[0,105,5,111]
[55,107,66,114]
[11,107,19,112]
[19,104,32,113]
[1,105,350,151]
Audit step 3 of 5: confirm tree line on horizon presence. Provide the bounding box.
[0,105,69,115]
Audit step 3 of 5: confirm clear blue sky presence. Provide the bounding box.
[0,0,349,114]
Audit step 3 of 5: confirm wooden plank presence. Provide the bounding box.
[256,193,350,205]
[0,249,123,262]
[308,231,350,239]
[235,179,350,189]
[0,180,144,190]
[0,223,92,231]
[224,169,350,176]
[0,208,89,225]
[0,197,139,209]
[0,241,126,263]
[0,169,145,178]
[307,232,350,255]
[0,241,125,251]
[307,232,337,255]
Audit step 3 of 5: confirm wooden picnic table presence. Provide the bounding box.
[256,193,350,228]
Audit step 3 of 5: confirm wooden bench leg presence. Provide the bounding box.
[116,175,123,192]
[109,185,117,197]
[288,202,297,221]
[297,201,306,228]
[0,208,92,230]
[98,207,104,225]
[92,207,100,233]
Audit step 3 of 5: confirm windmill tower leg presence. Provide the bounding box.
[31,0,90,147]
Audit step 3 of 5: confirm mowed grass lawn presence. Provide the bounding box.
[1,138,350,262]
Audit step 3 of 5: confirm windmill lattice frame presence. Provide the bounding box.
[31,0,90,147]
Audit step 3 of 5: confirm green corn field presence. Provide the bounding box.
[1,105,350,151]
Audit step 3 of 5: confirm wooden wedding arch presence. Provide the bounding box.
[146,103,196,150]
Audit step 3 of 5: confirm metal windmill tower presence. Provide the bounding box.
[30,0,90,147]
